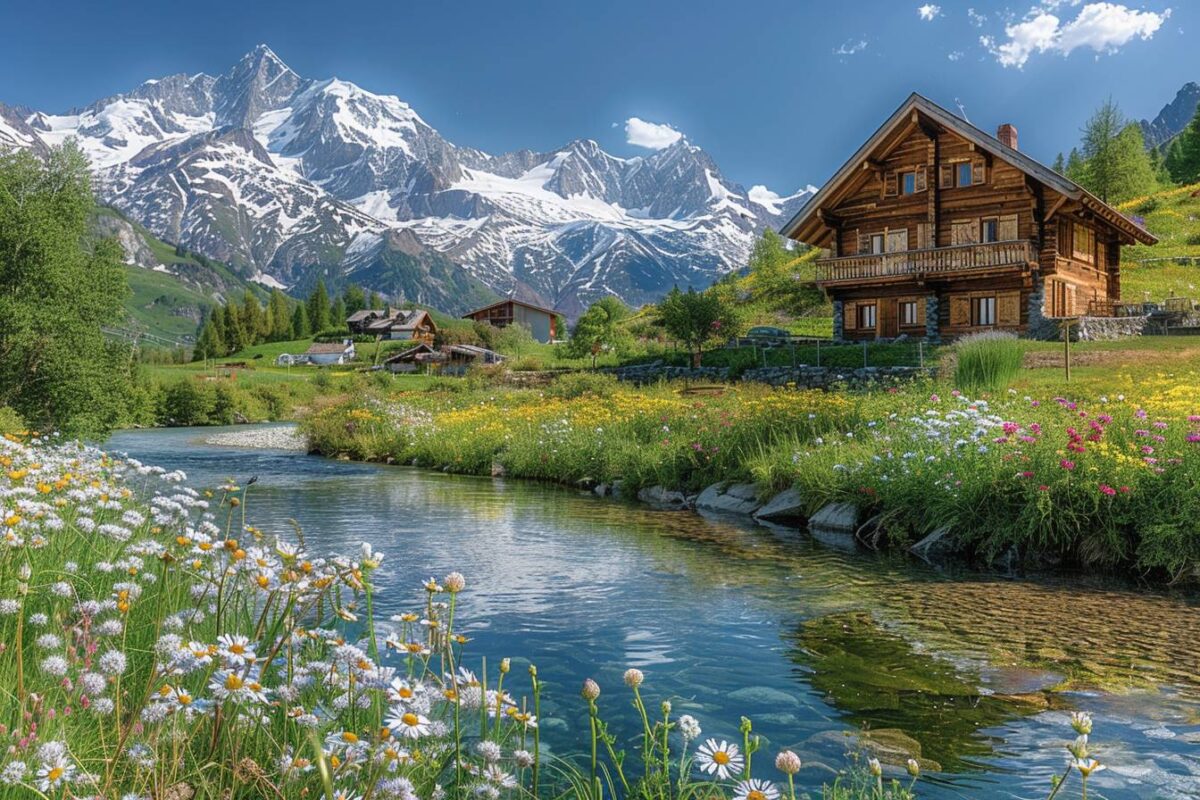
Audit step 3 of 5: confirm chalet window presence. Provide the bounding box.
[901,171,917,195]
[956,162,973,187]
[981,217,999,243]
[870,234,885,254]
[858,303,877,330]
[1073,223,1095,263]
[900,301,919,326]
[972,296,997,326]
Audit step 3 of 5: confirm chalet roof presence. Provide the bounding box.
[463,297,558,319]
[444,344,505,360]
[346,309,381,323]
[383,343,435,363]
[780,93,1157,247]
[305,341,354,355]
[361,309,434,333]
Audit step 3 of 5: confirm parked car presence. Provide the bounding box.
[746,326,792,344]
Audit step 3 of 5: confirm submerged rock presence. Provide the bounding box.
[637,485,688,508]
[808,502,859,535]
[695,482,762,515]
[910,525,961,562]
[727,685,803,708]
[754,487,807,523]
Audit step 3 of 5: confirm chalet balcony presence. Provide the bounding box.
[814,240,1038,285]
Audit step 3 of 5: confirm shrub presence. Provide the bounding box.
[0,406,25,435]
[953,332,1024,393]
[544,371,620,400]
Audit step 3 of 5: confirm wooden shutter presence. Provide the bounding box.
[857,230,871,255]
[886,228,909,253]
[951,219,978,246]
[843,301,857,331]
[916,222,932,249]
[939,164,953,189]
[997,291,1021,326]
[915,165,927,192]
[949,295,970,326]
[916,296,927,325]
[998,213,1019,242]
[972,157,986,185]
[884,171,898,197]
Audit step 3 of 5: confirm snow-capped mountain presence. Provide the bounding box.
[6,45,814,315]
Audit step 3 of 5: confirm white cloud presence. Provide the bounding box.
[948,50,965,61]
[833,38,869,56]
[985,3,1170,68]
[624,117,683,150]
[918,4,942,21]
[968,8,988,27]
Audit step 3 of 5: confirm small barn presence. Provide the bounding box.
[304,340,356,365]
[383,343,438,373]
[347,308,437,343]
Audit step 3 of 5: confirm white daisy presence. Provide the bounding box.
[695,739,743,780]
[734,779,779,800]
[385,710,432,739]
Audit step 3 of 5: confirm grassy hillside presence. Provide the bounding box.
[1117,182,1200,300]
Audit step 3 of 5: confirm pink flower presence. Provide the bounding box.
[1038,485,1050,492]
[1030,400,1041,407]
[1029,423,1042,435]
[929,393,941,403]
[1099,484,1117,496]
[1119,485,1132,494]
[1141,446,1155,455]
[1060,459,1076,471]
[1135,408,1147,419]
[1020,471,1035,478]
[1188,415,1200,423]
[1153,421,1168,429]
[1187,433,1200,443]
[1003,422,1019,435]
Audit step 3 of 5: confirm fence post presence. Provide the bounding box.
[791,343,796,369]
[816,339,821,368]
[918,341,924,369]
[863,341,868,368]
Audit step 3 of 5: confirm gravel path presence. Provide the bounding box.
[203,425,308,451]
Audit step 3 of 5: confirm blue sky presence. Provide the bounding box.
[0,0,1191,194]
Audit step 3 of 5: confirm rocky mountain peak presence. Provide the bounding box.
[213,44,306,128]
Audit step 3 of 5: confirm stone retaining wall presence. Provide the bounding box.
[1075,315,1150,341]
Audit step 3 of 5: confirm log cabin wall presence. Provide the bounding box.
[833,126,1036,257]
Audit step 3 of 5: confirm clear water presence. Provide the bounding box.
[106,424,1200,799]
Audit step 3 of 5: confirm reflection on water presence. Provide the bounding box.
[105,425,1200,799]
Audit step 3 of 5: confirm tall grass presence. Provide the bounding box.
[953,332,1024,394]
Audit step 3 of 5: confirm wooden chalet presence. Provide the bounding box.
[780,94,1157,340]
[463,298,559,343]
[347,308,437,344]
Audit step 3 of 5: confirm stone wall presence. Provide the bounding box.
[832,300,845,342]
[924,293,939,342]
[1075,315,1150,341]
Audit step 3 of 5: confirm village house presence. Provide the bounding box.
[780,93,1158,341]
[384,343,505,375]
[463,298,559,343]
[346,307,437,344]
[303,339,356,365]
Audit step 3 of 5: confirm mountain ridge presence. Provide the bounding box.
[4,45,813,316]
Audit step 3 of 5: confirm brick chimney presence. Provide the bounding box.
[997,123,1018,151]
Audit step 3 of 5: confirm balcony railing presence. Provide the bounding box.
[815,240,1038,284]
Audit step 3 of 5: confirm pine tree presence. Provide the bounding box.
[343,284,366,316]
[369,291,382,310]
[265,290,289,340]
[1166,105,1200,185]
[291,303,311,339]
[308,280,331,334]
[1052,152,1065,175]
[331,296,347,330]
[193,309,226,361]
[240,289,265,344]
[223,302,248,354]
[1065,148,1085,183]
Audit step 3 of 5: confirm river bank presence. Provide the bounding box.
[302,369,1200,581]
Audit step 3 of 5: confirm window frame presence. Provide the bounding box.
[870,234,885,255]
[899,300,919,326]
[980,217,1000,244]
[972,296,997,327]
[1072,223,1095,263]
[956,162,973,187]
[900,171,917,195]
[858,303,877,330]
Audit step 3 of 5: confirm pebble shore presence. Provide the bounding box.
[203,425,308,451]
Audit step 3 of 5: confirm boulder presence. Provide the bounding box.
[695,482,762,515]
[490,462,506,478]
[611,479,625,498]
[754,487,807,522]
[808,502,859,534]
[637,485,687,508]
[909,525,960,562]
[593,483,610,497]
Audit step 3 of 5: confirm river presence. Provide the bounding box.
[105,424,1200,799]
